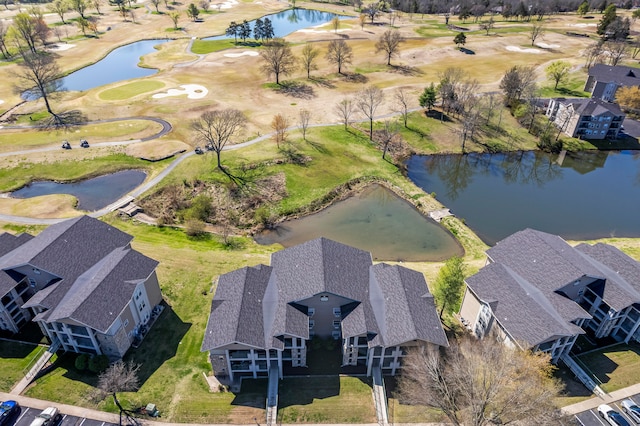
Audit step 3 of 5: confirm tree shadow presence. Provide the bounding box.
[309,76,335,89]
[555,87,587,97]
[338,33,350,39]
[126,303,191,386]
[305,139,330,154]
[459,47,475,55]
[389,64,423,76]
[276,81,315,99]
[39,110,88,130]
[341,72,368,83]
[424,109,452,122]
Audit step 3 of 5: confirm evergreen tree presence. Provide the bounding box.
[253,17,263,41]
[262,18,274,40]
[597,4,616,36]
[225,21,239,43]
[419,83,437,111]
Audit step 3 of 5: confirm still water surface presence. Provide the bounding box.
[255,184,463,261]
[406,150,640,245]
[11,170,147,211]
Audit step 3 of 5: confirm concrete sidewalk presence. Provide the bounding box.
[562,383,640,415]
[0,391,448,426]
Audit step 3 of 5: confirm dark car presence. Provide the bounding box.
[599,404,631,426]
[80,139,89,148]
[61,140,71,149]
[0,400,20,426]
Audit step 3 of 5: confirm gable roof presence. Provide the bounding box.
[202,238,447,353]
[554,98,623,117]
[468,228,640,348]
[1,216,158,333]
[467,262,586,347]
[588,64,640,87]
[0,216,133,284]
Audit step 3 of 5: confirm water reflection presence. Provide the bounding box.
[406,150,640,244]
[11,170,147,211]
[255,184,463,261]
[203,9,350,40]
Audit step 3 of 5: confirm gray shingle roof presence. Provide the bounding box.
[2,216,158,334]
[0,233,33,257]
[467,229,640,348]
[466,262,586,347]
[575,243,640,311]
[202,238,448,353]
[555,98,623,117]
[588,64,640,87]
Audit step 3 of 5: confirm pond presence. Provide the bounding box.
[405,150,640,245]
[11,170,147,211]
[22,39,168,99]
[203,9,351,41]
[254,184,463,262]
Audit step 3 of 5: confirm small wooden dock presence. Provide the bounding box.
[429,208,454,222]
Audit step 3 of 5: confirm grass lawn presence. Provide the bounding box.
[0,341,43,392]
[576,343,640,393]
[277,376,376,423]
[98,81,166,101]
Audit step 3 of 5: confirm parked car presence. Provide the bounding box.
[622,399,640,423]
[80,139,89,148]
[61,140,71,149]
[194,146,204,154]
[599,404,631,426]
[0,401,20,426]
[29,407,59,426]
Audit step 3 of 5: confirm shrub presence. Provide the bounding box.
[75,354,89,371]
[88,354,110,373]
[185,219,206,236]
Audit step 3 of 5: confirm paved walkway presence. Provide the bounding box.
[0,391,449,426]
[562,382,640,415]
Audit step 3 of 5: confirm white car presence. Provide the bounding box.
[29,407,59,426]
[599,404,631,426]
[622,399,640,424]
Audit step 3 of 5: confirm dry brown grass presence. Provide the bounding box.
[0,194,82,217]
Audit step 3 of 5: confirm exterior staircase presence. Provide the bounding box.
[12,338,60,395]
[371,364,389,426]
[266,361,279,426]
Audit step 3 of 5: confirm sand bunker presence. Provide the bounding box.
[571,23,596,27]
[297,28,351,34]
[223,51,259,58]
[152,84,208,99]
[47,43,76,51]
[506,45,543,54]
[536,42,560,49]
[213,0,237,9]
[0,100,4,105]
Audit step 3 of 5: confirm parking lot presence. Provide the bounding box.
[11,406,118,426]
[575,395,640,425]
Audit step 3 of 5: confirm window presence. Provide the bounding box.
[332,330,341,340]
[307,307,315,317]
[32,268,40,275]
[333,320,340,329]
[123,319,129,327]
[139,302,146,312]
[320,295,329,302]
[28,278,36,288]
[333,307,341,318]
[309,319,315,329]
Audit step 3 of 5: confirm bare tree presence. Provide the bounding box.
[604,39,628,66]
[69,0,87,19]
[0,20,10,59]
[394,87,411,128]
[98,361,141,426]
[584,40,605,68]
[300,42,319,79]
[13,50,62,125]
[438,66,466,115]
[334,98,355,130]
[362,2,379,23]
[459,104,481,151]
[150,0,160,12]
[359,13,366,30]
[191,109,246,170]
[91,0,102,14]
[48,0,69,24]
[397,336,564,426]
[259,38,297,85]
[379,120,399,160]
[298,109,311,140]
[356,85,385,140]
[375,29,405,65]
[529,22,544,46]
[271,113,288,149]
[480,16,494,35]
[326,39,353,74]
